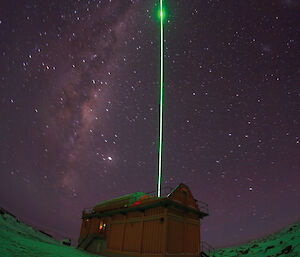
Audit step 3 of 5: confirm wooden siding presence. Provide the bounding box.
[80,218,95,237]
[167,218,184,254]
[108,223,124,250]
[166,215,200,255]
[91,218,99,233]
[167,206,184,217]
[107,210,165,255]
[123,221,142,252]
[79,184,204,257]
[168,184,199,210]
[141,219,163,254]
[112,214,126,221]
[184,223,200,254]
[185,212,199,219]
[127,211,143,219]
[144,206,164,216]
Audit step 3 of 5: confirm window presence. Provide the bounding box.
[99,220,107,231]
[99,220,103,230]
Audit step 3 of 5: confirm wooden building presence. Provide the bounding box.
[78,183,209,257]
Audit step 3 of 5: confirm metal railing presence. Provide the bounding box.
[201,241,215,257]
[145,186,174,197]
[146,186,209,214]
[197,200,209,215]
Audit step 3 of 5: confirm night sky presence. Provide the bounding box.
[1,0,300,248]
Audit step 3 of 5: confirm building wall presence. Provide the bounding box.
[166,208,200,256]
[79,184,202,257]
[106,206,200,257]
[107,206,166,256]
[168,184,199,210]
[79,216,109,244]
[141,218,164,254]
[123,220,143,252]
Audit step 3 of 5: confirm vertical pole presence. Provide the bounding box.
[158,0,164,197]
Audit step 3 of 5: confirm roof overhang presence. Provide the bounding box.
[83,198,208,220]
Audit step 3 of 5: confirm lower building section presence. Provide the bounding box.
[78,184,207,257]
[78,209,200,257]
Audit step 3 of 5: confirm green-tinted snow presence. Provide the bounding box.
[212,220,300,257]
[1,208,299,257]
[0,212,99,257]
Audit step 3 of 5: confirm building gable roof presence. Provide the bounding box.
[167,183,199,210]
[84,183,208,219]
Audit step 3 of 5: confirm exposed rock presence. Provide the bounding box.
[265,245,275,252]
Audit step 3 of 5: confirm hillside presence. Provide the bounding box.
[213,220,300,257]
[0,208,97,257]
[1,207,299,257]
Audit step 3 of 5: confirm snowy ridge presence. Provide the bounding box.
[0,208,97,257]
[0,208,59,245]
[213,220,300,257]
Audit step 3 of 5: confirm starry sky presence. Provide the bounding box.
[0,0,299,248]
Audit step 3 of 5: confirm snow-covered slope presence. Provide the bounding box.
[213,220,300,257]
[0,208,97,257]
[1,207,299,257]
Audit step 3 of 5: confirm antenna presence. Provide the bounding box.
[157,0,164,197]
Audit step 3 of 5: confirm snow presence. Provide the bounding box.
[0,209,99,257]
[213,220,300,257]
[1,207,299,257]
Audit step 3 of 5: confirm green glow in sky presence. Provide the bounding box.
[158,0,164,197]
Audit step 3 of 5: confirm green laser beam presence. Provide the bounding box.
[158,0,164,197]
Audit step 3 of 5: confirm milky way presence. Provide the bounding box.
[0,0,299,248]
[46,1,134,193]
